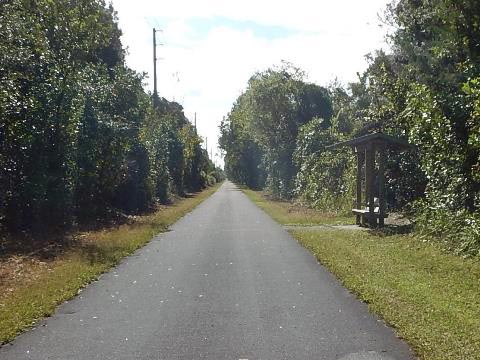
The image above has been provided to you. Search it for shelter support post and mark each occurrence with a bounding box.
[356,147,364,225]
[365,143,376,227]
[378,144,386,227]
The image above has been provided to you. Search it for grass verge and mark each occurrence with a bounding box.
[245,188,480,360]
[242,189,354,225]
[0,183,221,344]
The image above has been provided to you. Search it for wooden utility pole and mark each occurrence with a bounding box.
[153,28,157,107]
[152,28,162,108]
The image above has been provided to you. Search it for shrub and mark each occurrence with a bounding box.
[415,201,480,257]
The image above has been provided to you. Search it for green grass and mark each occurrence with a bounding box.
[244,189,480,360]
[294,230,480,360]
[242,188,355,225]
[0,183,221,344]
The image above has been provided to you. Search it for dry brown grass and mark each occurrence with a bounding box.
[0,184,221,344]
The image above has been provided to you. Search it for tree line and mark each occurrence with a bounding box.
[220,0,480,256]
[0,0,222,237]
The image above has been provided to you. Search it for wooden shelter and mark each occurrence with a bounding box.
[328,133,412,228]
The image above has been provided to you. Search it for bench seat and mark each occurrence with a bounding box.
[352,208,389,219]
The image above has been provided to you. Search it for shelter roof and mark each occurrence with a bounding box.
[327,132,413,151]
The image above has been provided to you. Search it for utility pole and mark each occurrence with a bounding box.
[194,112,197,134]
[205,137,208,153]
[152,28,162,108]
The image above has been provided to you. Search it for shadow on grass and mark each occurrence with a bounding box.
[0,233,73,261]
[0,194,191,261]
[0,186,221,262]
[369,223,415,237]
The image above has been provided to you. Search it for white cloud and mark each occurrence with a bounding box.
[111,0,392,167]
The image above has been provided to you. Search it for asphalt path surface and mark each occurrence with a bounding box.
[0,181,414,360]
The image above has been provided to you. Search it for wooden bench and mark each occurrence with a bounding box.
[352,208,388,227]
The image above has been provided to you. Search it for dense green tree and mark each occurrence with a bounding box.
[220,64,333,198]
[293,117,355,212]
[0,0,214,237]
[219,95,265,189]
[387,0,480,212]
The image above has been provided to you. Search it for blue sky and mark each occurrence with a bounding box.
[185,17,299,40]
[112,0,392,167]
